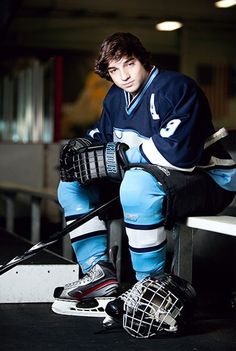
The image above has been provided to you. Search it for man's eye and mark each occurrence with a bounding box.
[109,69,116,74]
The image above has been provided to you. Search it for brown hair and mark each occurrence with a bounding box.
[94,32,152,81]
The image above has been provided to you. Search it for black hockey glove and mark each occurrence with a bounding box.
[60,139,129,185]
[60,138,92,181]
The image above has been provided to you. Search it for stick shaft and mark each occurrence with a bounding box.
[0,196,119,276]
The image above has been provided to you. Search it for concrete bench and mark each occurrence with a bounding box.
[173,215,236,283]
[109,214,236,284]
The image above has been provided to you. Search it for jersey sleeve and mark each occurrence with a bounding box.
[141,78,214,171]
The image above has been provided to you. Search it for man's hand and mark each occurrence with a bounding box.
[60,138,129,185]
[60,138,92,181]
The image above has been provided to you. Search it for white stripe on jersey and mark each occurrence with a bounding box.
[141,138,195,172]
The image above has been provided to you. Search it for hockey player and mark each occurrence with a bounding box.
[54,32,236,308]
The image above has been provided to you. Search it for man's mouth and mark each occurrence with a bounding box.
[123,81,134,88]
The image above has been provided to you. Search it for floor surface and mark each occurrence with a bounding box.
[0,302,235,351]
[0,228,235,351]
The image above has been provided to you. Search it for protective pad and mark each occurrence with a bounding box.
[65,142,129,185]
[128,164,235,230]
[60,138,92,182]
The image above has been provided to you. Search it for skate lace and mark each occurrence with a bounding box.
[65,266,97,288]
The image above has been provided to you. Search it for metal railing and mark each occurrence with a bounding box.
[0,181,58,241]
[0,182,74,260]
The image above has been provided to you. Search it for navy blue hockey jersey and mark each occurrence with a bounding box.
[86,67,236,187]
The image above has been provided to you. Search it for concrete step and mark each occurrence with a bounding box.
[0,228,79,303]
[0,264,78,303]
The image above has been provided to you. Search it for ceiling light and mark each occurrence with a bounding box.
[214,0,236,8]
[155,21,183,31]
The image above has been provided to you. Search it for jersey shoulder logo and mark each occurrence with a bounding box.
[150,93,160,120]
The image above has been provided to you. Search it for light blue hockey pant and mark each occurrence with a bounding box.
[57,168,167,280]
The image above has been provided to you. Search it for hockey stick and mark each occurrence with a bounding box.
[0,195,120,276]
[1,128,228,277]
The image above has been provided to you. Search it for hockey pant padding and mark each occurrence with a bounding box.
[57,180,101,217]
[120,169,167,280]
[57,181,108,273]
[120,169,166,226]
[136,165,236,230]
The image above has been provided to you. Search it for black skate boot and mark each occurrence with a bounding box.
[54,260,119,302]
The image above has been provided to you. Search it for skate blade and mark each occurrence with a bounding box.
[51,297,115,317]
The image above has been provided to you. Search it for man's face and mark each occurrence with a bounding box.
[107,57,149,96]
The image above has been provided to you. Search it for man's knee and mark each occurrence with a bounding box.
[57,180,98,217]
[120,169,166,214]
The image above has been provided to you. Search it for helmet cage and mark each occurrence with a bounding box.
[123,278,185,338]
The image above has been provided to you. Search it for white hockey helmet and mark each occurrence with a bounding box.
[122,273,196,338]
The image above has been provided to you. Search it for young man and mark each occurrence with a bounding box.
[55,32,236,303]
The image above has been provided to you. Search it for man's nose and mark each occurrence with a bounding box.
[120,69,130,81]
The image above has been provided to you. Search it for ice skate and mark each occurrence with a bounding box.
[52,260,119,317]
